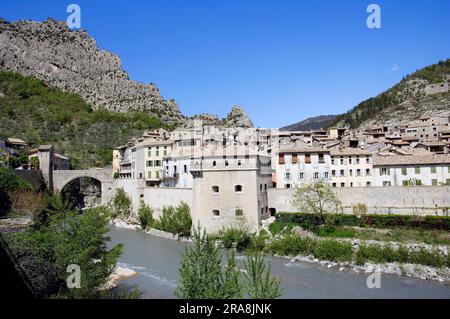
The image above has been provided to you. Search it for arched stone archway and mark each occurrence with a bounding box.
[60,176,102,210]
[53,169,114,205]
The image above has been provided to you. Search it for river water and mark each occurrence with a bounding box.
[108,226,450,299]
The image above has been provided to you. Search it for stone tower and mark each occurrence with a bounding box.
[38,145,54,192]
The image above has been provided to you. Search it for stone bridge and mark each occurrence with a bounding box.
[37,145,114,205]
[53,169,114,205]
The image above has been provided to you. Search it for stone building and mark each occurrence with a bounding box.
[190,145,272,233]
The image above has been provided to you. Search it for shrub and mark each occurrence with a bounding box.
[155,202,192,235]
[266,235,316,256]
[138,204,154,230]
[352,203,368,215]
[7,189,46,218]
[220,228,252,251]
[276,212,450,231]
[111,188,131,218]
[0,168,31,191]
[313,239,353,262]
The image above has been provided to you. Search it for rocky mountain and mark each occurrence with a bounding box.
[0,18,185,124]
[280,115,337,131]
[185,106,253,128]
[328,59,450,129]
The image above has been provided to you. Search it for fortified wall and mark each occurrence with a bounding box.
[268,186,450,216]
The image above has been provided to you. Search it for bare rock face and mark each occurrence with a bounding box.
[0,18,185,124]
[223,106,254,128]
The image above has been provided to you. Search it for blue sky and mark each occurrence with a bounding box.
[2,0,450,128]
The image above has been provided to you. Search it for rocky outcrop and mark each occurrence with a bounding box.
[0,18,185,124]
[223,106,253,128]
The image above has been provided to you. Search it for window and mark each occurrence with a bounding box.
[264,184,267,191]
[163,146,167,156]
[383,181,392,187]
[235,209,243,217]
[356,156,360,164]
[212,185,219,193]
[146,160,153,167]
[340,182,345,187]
[367,182,371,187]
[332,183,337,187]
[305,154,311,163]
[148,147,152,157]
[331,170,336,177]
[366,169,371,176]
[340,169,345,177]
[324,172,329,179]
[401,167,407,176]
[349,169,353,177]
[431,167,437,174]
[415,167,421,174]
[238,160,242,167]
[235,185,243,192]
[155,171,160,179]
[155,160,161,167]
[318,154,324,163]
[212,210,220,216]
[148,171,151,179]
[432,179,438,186]
[402,180,409,186]
[212,161,216,167]
[299,172,304,179]
[314,172,319,179]
[356,169,361,176]
[183,165,187,173]
[340,157,344,165]
[285,173,291,180]
[380,168,390,176]
[156,147,160,156]
[285,184,291,189]
[225,160,229,167]
[260,184,263,191]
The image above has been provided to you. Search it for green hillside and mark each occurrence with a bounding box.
[328,59,450,128]
[0,71,174,168]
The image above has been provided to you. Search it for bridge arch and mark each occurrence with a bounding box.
[53,169,114,205]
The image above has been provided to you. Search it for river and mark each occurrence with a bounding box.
[108,226,450,299]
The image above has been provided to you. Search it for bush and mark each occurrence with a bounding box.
[111,188,131,218]
[154,202,192,235]
[220,228,252,251]
[352,203,368,215]
[276,212,450,231]
[0,168,31,191]
[313,239,353,262]
[266,235,316,256]
[138,204,154,230]
[356,244,447,267]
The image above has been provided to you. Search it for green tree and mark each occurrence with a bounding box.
[243,254,283,299]
[175,225,241,299]
[111,188,131,218]
[138,204,154,230]
[291,181,342,223]
[49,208,123,298]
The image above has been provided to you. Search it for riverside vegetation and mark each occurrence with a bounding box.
[0,169,134,298]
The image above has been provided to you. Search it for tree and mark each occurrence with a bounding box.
[291,181,342,222]
[138,204,154,230]
[175,224,241,299]
[50,208,123,298]
[243,254,283,299]
[111,188,131,218]
[175,224,283,299]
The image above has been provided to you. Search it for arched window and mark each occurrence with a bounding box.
[235,185,243,192]
[212,185,219,193]
[212,210,220,216]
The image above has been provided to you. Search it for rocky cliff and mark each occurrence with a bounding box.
[0,18,185,124]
